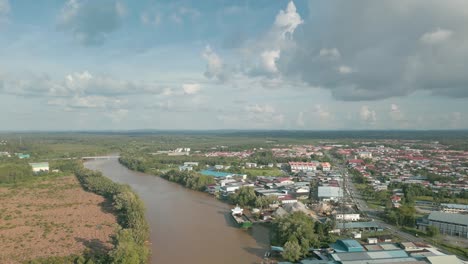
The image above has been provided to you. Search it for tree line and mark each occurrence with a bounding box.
[70,161,150,263]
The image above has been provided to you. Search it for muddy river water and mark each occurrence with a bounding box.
[85,158,269,264]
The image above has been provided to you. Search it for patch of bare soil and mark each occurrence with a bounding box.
[0,176,117,263]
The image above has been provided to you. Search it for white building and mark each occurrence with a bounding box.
[289,161,319,172]
[335,213,361,222]
[358,151,372,158]
[184,162,199,167]
[318,186,343,201]
[29,162,49,173]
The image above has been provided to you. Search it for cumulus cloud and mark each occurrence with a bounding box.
[277,1,468,100]
[182,83,201,95]
[170,6,200,24]
[261,50,281,73]
[202,45,228,82]
[319,48,341,60]
[48,95,126,109]
[314,104,331,120]
[0,0,9,14]
[0,0,10,25]
[420,28,453,44]
[245,104,275,114]
[58,0,126,45]
[297,111,305,127]
[389,103,405,122]
[273,1,304,40]
[141,12,161,26]
[337,65,353,74]
[0,70,162,97]
[360,105,376,123]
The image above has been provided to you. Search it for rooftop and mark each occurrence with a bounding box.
[428,211,468,226]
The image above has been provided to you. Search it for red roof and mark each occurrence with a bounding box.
[347,159,364,164]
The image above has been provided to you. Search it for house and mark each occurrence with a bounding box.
[214,164,224,170]
[321,162,331,171]
[29,162,49,173]
[275,177,294,186]
[359,151,373,158]
[439,203,468,214]
[184,162,199,167]
[367,237,378,244]
[347,159,364,167]
[289,161,319,172]
[179,165,193,171]
[245,162,257,168]
[15,153,30,159]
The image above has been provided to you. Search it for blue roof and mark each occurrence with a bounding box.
[200,170,233,177]
[331,239,364,253]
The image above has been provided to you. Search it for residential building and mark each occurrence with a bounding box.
[29,162,49,173]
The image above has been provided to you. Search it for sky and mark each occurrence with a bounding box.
[1,0,467,131]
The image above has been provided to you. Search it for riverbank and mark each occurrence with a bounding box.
[85,158,270,264]
[0,175,117,263]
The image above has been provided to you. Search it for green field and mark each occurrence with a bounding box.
[242,168,285,177]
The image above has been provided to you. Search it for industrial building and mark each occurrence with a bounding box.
[418,211,468,238]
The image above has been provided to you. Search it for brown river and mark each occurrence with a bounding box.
[85,158,270,264]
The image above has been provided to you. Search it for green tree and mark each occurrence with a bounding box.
[427,226,440,237]
[230,187,257,207]
[272,212,317,257]
[282,239,302,262]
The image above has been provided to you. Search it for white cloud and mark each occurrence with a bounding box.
[1,70,163,97]
[261,50,281,73]
[170,6,200,24]
[245,104,275,114]
[48,95,126,109]
[314,104,331,120]
[389,103,404,121]
[337,65,353,74]
[0,0,10,16]
[57,0,126,45]
[107,109,129,123]
[273,1,304,40]
[182,83,201,95]
[420,28,453,44]
[319,48,341,60]
[297,111,305,127]
[141,12,161,26]
[360,105,377,123]
[202,45,227,81]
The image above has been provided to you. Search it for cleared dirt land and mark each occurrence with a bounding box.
[0,176,117,263]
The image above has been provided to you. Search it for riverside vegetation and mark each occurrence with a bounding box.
[0,159,150,264]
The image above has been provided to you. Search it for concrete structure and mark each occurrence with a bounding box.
[178,165,193,171]
[336,213,360,222]
[289,161,319,172]
[29,162,49,173]
[318,186,343,201]
[439,203,468,214]
[418,211,468,238]
[183,162,199,167]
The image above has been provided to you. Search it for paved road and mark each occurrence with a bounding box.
[325,152,423,244]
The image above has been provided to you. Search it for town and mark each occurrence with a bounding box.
[117,138,468,264]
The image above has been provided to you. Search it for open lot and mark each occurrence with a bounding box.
[0,176,117,263]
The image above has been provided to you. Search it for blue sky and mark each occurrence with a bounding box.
[0,0,467,130]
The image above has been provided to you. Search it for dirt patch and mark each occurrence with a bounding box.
[0,176,118,263]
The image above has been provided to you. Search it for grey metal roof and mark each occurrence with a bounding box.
[318,186,343,198]
[428,211,468,226]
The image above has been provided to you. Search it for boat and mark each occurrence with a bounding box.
[231,205,253,229]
